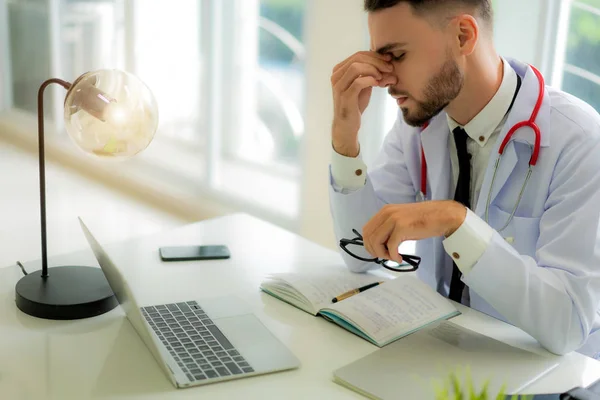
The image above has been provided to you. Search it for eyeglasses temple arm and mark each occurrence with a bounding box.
[400,254,421,268]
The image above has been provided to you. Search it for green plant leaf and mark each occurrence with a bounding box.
[477,380,490,400]
[450,372,463,400]
[434,380,451,400]
[433,366,539,400]
[495,384,506,400]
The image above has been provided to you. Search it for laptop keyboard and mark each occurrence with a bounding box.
[142,301,255,382]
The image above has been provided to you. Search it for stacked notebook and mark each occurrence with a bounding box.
[261,270,560,399]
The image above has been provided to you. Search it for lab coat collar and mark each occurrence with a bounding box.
[446,57,519,148]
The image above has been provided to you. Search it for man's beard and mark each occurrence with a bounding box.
[390,55,464,127]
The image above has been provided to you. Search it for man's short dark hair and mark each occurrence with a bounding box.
[364,0,493,26]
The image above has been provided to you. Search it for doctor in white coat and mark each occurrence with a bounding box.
[329,0,600,356]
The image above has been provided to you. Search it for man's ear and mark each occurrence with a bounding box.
[454,14,479,56]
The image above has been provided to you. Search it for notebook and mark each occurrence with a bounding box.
[260,272,460,347]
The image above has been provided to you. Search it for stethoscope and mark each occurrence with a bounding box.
[417,65,545,233]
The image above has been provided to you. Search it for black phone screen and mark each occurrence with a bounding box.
[159,245,231,261]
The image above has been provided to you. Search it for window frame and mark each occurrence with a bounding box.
[0,0,371,250]
[1,0,12,111]
[0,0,307,221]
[552,0,600,95]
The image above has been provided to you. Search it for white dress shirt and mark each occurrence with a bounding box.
[331,57,519,275]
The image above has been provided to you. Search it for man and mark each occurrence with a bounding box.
[329,0,600,357]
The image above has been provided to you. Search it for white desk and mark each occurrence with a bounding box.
[1,213,600,399]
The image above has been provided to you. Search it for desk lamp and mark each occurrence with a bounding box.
[15,69,158,320]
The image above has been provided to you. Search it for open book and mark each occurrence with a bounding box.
[260,271,460,347]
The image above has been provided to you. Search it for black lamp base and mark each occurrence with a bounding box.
[15,266,118,320]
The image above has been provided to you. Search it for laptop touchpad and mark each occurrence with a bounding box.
[196,296,253,319]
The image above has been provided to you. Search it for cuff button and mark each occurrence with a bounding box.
[355,169,363,176]
[452,252,460,259]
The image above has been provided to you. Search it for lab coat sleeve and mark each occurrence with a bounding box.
[330,147,368,189]
[443,208,494,274]
[462,134,600,355]
[329,117,417,273]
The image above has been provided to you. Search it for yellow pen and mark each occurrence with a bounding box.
[331,281,384,303]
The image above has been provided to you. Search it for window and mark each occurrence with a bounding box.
[1,0,306,221]
[552,0,600,112]
[235,0,305,167]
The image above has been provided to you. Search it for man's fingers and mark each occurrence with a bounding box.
[333,75,376,123]
[363,205,405,260]
[333,62,382,92]
[343,76,378,101]
[365,218,395,260]
[365,236,390,260]
[332,55,393,87]
[377,74,398,88]
[363,205,393,242]
[362,211,382,255]
[333,51,392,74]
[333,56,393,82]
[386,230,405,264]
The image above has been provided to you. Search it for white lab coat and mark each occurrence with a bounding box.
[329,59,600,356]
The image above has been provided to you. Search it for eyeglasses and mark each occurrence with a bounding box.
[339,229,421,272]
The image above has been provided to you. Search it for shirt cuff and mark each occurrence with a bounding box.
[442,208,494,274]
[330,145,368,190]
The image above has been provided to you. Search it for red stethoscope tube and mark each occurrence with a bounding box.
[418,65,544,200]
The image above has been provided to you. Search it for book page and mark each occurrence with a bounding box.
[262,271,387,312]
[323,276,458,345]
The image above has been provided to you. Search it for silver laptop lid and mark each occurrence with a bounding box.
[78,218,175,378]
[333,321,559,399]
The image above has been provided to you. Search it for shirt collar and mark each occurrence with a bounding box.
[447,57,518,147]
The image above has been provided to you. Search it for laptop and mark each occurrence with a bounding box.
[333,320,559,399]
[78,217,300,389]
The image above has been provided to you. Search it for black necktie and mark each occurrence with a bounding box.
[449,126,471,303]
[446,73,522,303]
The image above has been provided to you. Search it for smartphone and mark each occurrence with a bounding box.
[159,245,231,261]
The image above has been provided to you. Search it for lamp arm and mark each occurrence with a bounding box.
[37,78,72,278]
